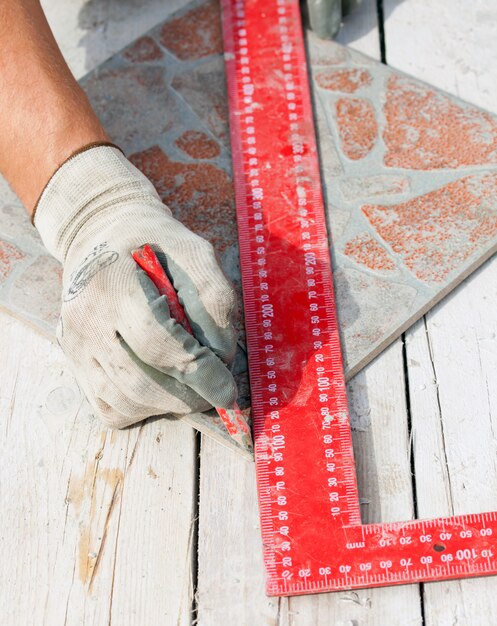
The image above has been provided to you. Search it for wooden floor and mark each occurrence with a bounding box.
[2,0,497,623]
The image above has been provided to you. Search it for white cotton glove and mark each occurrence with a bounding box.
[33,144,238,429]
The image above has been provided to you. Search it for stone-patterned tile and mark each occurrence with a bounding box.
[0,240,25,285]
[159,0,222,60]
[315,68,372,93]
[325,205,350,243]
[129,145,236,255]
[334,267,417,372]
[339,174,410,201]
[343,233,396,273]
[314,95,344,185]
[335,97,378,160]
[82,65,177,153]
[123,35,164,63]
[306,30,349,66]
[9,255,62,327]
[362,173,497,284]
[0,203,40,241]
[175,130,220,159]
[171,57,229,147]
[308,28,497,375]
[384,75,497,169]
[3,0,497,383]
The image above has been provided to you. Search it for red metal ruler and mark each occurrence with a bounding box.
[221,0,497,597]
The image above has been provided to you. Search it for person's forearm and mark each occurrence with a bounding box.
[0,0,109,212]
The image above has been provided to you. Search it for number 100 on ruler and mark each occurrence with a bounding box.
[222,0,497,597]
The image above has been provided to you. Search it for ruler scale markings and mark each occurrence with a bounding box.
[222,0,497,597]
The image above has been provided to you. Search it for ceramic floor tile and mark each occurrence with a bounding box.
[0,240,25,285]
[2,0,497,383]
[309,32,497,375]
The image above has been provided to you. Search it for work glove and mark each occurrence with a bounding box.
[33,143,238,429]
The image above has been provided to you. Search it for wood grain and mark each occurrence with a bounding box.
[0,310,196,625]
[385,1,497,623]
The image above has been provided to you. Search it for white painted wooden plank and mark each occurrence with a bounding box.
[385,1,497,623]
[107,421,197,626]
[197,5,422,622]
[405,263,497,626]
[0,310,196,625]
[407,289,497,519]
[349,342,414,526]
[196,440,279,625]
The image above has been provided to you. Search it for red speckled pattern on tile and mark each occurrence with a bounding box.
[84,66,175,152]
[0,240,24,283]
[176,130,220,159]
[363,173,497,283]
[315,68,372,93]
[129,145,236,254]
[123,35,164,63]
[336,97,378,160]
[344,233,396,272]
[384,75,497,169]
[159,0,222,60]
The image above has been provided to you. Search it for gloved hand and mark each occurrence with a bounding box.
[33,143,238,429]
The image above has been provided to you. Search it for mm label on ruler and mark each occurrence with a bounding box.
[222,0,497,598]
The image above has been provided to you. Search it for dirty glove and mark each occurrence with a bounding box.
[33,143,238,429]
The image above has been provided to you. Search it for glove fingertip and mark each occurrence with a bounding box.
[209,370,238,409]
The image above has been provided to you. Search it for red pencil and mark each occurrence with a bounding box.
[132,244,253,455]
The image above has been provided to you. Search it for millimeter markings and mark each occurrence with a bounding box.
[221,0,497,597]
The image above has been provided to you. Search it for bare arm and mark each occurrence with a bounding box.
[0,0,109,211]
